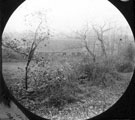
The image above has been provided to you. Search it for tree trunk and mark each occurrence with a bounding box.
[24,44,36,90]
[85,45,96,63]
[24,58,31,90]
[101,41,107,58]
[25,66,28,90]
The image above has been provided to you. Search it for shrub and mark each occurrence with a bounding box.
[76,57,121,87]
[27,61,85,110]
[123,43,135,63]
[37,76,85,110]
[116,61,134,73]
[19,55,123,111]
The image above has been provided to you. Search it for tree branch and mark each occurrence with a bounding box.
[2,43,28,57]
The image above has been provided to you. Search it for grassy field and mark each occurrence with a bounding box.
[2,56,133,120]
[2,62,26,86]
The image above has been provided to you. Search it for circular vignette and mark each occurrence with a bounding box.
[1,0,135,120]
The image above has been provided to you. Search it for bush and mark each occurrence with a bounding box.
[19,56,123,110]
[76,57,121,87]
[27,61,85,110]
[116,61,134,73]
[36,76,84,110]
[123,43,135,63]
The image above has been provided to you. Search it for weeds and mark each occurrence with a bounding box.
[3,53,133,119]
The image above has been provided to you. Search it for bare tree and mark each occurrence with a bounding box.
[62,23,96,62]
[92,23,112,58]
[24,11,51,90]
[2,36,29,58]
[2,11,51,90]
[74,24,96,62]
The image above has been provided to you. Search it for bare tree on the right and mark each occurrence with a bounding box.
[92,23,112,58]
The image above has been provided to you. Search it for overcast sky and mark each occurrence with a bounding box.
[3,0,133,36]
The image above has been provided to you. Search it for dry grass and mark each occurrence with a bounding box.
[2,54,133,120]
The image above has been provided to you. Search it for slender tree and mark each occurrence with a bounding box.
[24,11,51,90]
[92,23,112,58]
[2,10,51,90]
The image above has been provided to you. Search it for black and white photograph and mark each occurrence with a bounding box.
[0,0,135,120]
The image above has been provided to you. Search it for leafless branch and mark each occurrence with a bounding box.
[92,23,112,58]
[2,43,28,57]
[34,20,43,42]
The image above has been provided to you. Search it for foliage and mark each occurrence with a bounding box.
[15,59,84,110]
[2,10,51,90]
[116,43,135,73]
[123,43,135,63]
[4,52,132,119]
[2,47,26,62]
[116,61,134,73]
[74,57,120,87]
